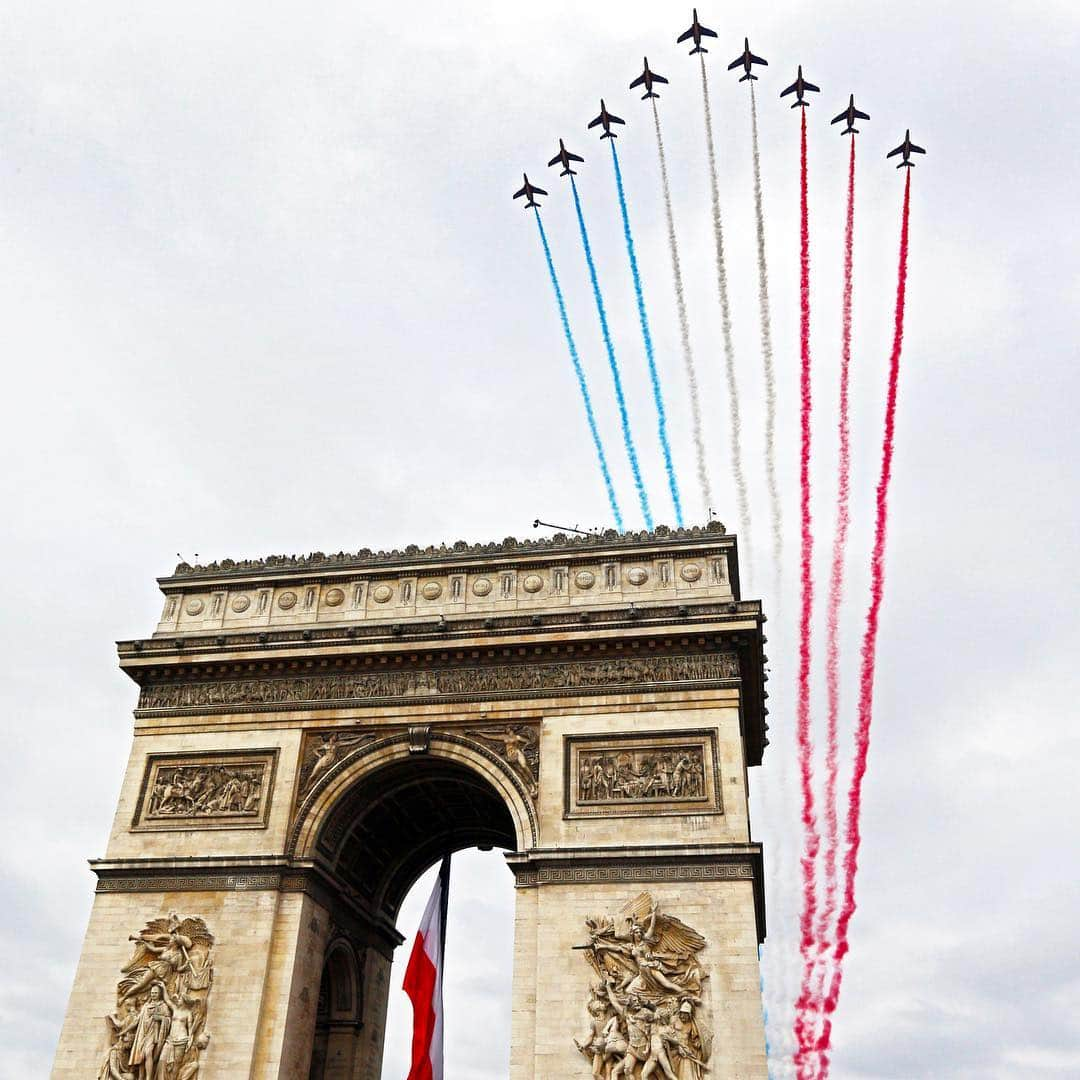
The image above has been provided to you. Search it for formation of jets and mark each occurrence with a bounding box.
[514,10,925,206]
[887,130,927,168]
[831,94,871,136]
[677,9,717,55]
[728,37,768,82]
[587,99,625,140]
[513,173,547,209]
[548,139,584,177]
[781,66,820,108]
[630,57,669,100]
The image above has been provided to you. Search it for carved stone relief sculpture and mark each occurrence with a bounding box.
[574,893,711,1079]
[98,913,215,1080]
[297,732,376,797]
[565,732,721,819]
[466,724,540,797]
[134,752,277,831]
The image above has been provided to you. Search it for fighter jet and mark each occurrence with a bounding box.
[547,139,585,177]
[512,174,547,209]
[587,99,625,140]
[677,9,718,54]
[887,130,926,168]
[831,95,870,135]
[629,57,669,100]
[728,38,768,81]
[780,66,820,108]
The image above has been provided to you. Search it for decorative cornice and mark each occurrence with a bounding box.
[165,522,729,581]
[506,845,766,941]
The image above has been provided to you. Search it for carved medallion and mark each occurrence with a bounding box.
[421,581,442,600]
[627,567,648,585]
[185,598,204,616]
[575,570,596,590]
[680,564,702,582]
[277,591,297,610]
[98,913,215,1079]
[231,594,251,613]
[522,574,544,594]
[472,577,493,596]
[574,893,711,1077]
[134,750,278,831]
[323,587,345,607]
[372,584,393,603]
[564,730,721,819]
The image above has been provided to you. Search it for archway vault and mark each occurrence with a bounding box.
[290,731,534,917]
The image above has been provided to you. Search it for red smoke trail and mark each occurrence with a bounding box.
[803,134,857,1057]
[792,105,820,1077]
[812,168,913,1080]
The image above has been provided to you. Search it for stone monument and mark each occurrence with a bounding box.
[52,523,770,1078]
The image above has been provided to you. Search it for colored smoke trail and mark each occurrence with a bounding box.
[750,81,784,592]
[812,168,913,1080]
[700,53,752,578]
[569,176,653,529]
[792,104,820,1078]
[609,140,684,527]
[533,208,624,532]
[804,134,857,1053]
[650,96,713,514]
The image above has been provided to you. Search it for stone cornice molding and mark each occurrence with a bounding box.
[506,844,766,941]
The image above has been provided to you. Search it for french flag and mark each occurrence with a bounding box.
[403,854,451,1080]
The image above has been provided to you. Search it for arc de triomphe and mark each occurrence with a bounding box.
[53,523,770,1078]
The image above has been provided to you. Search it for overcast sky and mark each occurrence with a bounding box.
[2,2,1078,1077]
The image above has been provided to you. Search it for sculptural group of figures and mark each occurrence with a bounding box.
[575,894,711,1079]
[98,914,214,1080]
[578,750,705,804]
[148,764,263,818]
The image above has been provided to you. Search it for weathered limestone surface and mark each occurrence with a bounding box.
[53,526,769,1079]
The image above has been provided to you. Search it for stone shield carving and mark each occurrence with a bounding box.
[98,913,215,1080]
[574,893,711,1078]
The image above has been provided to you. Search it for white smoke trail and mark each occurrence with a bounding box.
[699,54,752,584]
[750,82,784,594]
[650,97,713,514]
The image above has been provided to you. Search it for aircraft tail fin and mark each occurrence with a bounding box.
[739,72,757,82]
[643,91,660,99]
[690,45,707,55]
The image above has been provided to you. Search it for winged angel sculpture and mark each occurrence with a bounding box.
[98,913,214,1080]
[574,893,712,1079]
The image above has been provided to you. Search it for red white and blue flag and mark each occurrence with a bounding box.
[403,854,451,1080]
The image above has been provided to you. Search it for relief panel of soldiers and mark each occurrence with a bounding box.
[577,747,706,804]
[147,763,263,819]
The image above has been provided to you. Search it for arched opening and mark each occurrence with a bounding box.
[295,741,524,1078]
[315,754,519,918]
[308,940,361,1080]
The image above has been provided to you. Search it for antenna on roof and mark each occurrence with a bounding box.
[532,519,599,537]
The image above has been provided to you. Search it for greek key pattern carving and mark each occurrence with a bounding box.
[96,873,282,893]
[136,653,739,714]
[513,863,753,887]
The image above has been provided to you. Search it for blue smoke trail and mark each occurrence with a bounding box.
[533,208,624,531]
[568,175,653,529]
[760,943,775,1079]
[609,141,684,528]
